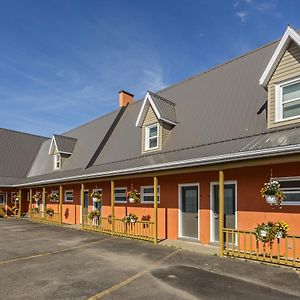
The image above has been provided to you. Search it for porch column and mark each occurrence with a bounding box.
[219,170,225,257]
[81,183,84,227]
[59,186,63,226]
[42,187,46,219]
[29,189,32,218]
[111,181,115,235]
[18,189,22,218]
[154,176,158,245]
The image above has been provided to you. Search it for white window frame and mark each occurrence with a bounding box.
[54,153,61,170]
[114,187,127,203]
[275,77,300,122]
[64,190,74,202]
[141,185,160,204]
[273,176,300,205]
[145,123,159,151]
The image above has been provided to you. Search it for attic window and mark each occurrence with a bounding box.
[275,78,300,122]
[145,124,159,150]
[54,154,61,170]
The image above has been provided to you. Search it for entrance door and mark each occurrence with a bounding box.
[83,191,89,216]
[212,183,236,242]
[179,185,199,239]
[0,194,6,205]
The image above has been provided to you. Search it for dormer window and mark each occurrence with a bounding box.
[276,78,300,122]
[145,124,159,150]
[54,154,61,170]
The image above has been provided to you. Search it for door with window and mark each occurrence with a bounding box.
[83,191,89,217]
[0,193,6,207]
[179,185,199,239]
[212,183,236,242]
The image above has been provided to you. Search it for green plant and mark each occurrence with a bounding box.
[31,207,39,214]
[124,213,138,223]
[90,191,102,201]
[126,190,140,203]
[48,192,58,201]
[260,181,285,206]
[33,193,41,201]
[275,221,289,238]
[88,210,101,220]
[46,208,55,216]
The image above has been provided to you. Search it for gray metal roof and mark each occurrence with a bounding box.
[53,134,77,154]
[26,109,121,178]
[148,91,177,124]
[0,128,47,181]
[3,32,300,187]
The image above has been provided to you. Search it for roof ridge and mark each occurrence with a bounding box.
[53,134,77,141]
[156,33,284,95]
[0,127,48,139]
[148,91,176,106]
[90,125,300,169]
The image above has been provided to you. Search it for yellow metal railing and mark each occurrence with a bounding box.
[29,211,61,226]
[223,228,300,268]
[82,216,155,242]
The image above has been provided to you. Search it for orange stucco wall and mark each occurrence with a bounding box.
[15,161,300,245]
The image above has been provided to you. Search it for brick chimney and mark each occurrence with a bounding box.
[119,90,134,107]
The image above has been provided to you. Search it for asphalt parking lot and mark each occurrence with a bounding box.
[1,219,300,300]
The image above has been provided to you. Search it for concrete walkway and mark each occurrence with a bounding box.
[159,239,218,255]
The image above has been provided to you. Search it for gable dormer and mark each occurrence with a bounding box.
[49,134,77,170]
[260,26,300,129]
[136,91,177,154]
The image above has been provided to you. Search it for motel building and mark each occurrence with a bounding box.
[1,26,300,267]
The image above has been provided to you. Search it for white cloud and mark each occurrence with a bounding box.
[235,11,248,22]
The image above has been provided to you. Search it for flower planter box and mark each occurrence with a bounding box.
[92,197,100,202]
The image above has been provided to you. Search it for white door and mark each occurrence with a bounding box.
[179,185,199,239]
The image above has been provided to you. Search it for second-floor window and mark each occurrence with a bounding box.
[276,78,300,122]
[54,154,61,170]
[145,124,159,151]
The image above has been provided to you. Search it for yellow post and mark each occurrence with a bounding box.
[59,186,63,226]
[18,189,22,218]
[219,170,225,257]
[42,187,46,220]
[111,181,115,235]
[81,183,84,228]
[29,189,32,218]
[154,176,158,245]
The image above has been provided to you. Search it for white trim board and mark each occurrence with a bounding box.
[259,26,300,87]
[178,183,200,240]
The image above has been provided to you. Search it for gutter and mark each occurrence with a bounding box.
[13,144,300,187]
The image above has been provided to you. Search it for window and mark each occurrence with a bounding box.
[114,187,127,203]
[141,186,160,204]
[275,178,300,205]
[64,190,73,202]
[145,124,159,150]
[276,78,300,122]
[54,154,61,170]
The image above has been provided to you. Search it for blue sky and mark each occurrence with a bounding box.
[1,0,300,136]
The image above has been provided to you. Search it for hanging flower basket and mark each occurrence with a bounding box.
[265,195,277,205]
[88,209,101,220]
[126,190,140,203]
[123,213,138,223]
[46,208,55,217]
[90,191,102,202]
[33,193,42,202]
[48,192,59,202]
[260,181,285,207]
